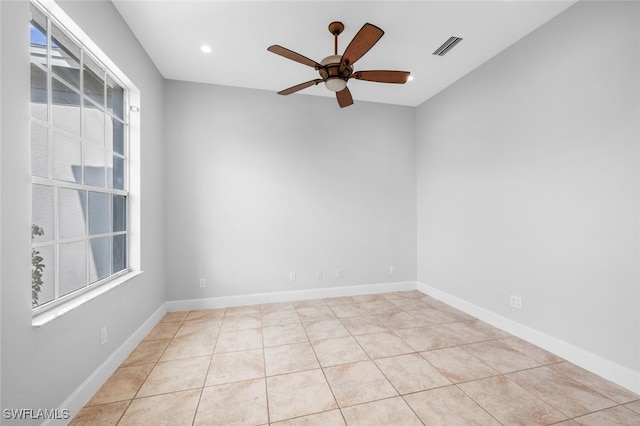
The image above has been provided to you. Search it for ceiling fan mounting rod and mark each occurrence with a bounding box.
[328,21,344,55]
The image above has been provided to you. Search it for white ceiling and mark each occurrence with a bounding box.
[113,0,576,107]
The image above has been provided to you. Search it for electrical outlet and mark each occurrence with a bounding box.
[199,278,206,288]
[289,272,296,282]
[100,326,107,346]
[390,264,396,274]
[337,268,345,278]
[510,294,523,310]
[316,270,323,279]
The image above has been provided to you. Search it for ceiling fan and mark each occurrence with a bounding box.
[268,21,410,108]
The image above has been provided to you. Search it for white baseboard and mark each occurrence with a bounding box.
[50,304,167,426]
[416,281,640,395]
[166,281,418,312]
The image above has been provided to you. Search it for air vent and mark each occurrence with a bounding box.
[433,36,463,56]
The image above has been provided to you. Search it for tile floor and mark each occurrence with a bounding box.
[71,290,640,425]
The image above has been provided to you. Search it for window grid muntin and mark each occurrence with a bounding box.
[31,2,130,314]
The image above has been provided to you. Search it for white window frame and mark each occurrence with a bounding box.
[31,0,141,326]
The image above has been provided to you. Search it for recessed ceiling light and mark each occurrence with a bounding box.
[200,44,212,53]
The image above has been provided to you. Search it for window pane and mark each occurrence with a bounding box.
[51,23,80,89]
[107,76,124,120]
[30,6,48,68]
[89,237,110,283]
[30,64,48,122]
[32,185,54,243]
[52,77,80,135]
[83,56,104,107]
[52,131,81,182]
[112,195,126,232]
[31,121,49,177]
[32,244,55,307]
[109,156,125,190]
[89,192,109,235]
[84,104,105,146]
[58,188,86,239]
[85,146,105,187]
[112,234,126,273]
[112,119,124,155]
[59,241,87,296]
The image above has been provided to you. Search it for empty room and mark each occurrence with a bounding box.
[1,0,639,424]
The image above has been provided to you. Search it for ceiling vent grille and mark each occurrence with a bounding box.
[433,36,463,56]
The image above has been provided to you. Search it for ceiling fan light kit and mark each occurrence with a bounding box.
[267,21,410,108]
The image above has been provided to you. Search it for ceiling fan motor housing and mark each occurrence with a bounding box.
[319,55,352,92]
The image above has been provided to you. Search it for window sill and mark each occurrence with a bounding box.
[32,270,143,327]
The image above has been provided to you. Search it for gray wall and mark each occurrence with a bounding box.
[416,1,639,372]
[0,0,166,422]
[164,81,417,301]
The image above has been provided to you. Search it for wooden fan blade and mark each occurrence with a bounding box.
[336,86,353,108]
[278,79,323,96]
[267,45,322,69]
[352,70,411,84]
[341,23,384,68]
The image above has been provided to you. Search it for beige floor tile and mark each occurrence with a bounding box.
[225,304,261,316]
[271,409,345,425]
[324,296,359,306]
[206,348,264,386]
[341,397,423,425]
[463,340,542,373]
[329,303,370,318]
[118,388,200,426]
[507,366,617,418]
[626,399,640,414]
[354,331,414,359]
[185,308,225,321]
[548,361,639,404]
[404,385,501,426]
[376,311,423,329]
[340,315,388,335]
[389,298,433,312]
[159,311,189,323]
[175,317,223,336]
[143,321,181,341]
[428,321,491,345]
[195,378,268,425]
[466,320,511,339]
[405,308,457,325]
[214,327,263,353]
[69,400,129,426]
[261,309,301,326]
[87,364,154,405]
[574,405,640,425]
[552,421,581,426]
[137,356,209,397]
[296,306,337,322]
[261,301,296,313]
[420,346,499,383]
[324,361,397,407]
[359,299,400,314]
[459,375,568,425]
[303,319,350,341]
[263,322,308,347]
[293,299,328,308]
[159,332,216,361]
[499,336,564,365]
[120,339,170,367]
[374,353,451,394]
[311,336,369,367]
[220,312,261,331]
[393,326,453,352]
[264,342,319,376]
[266,369,337,422]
